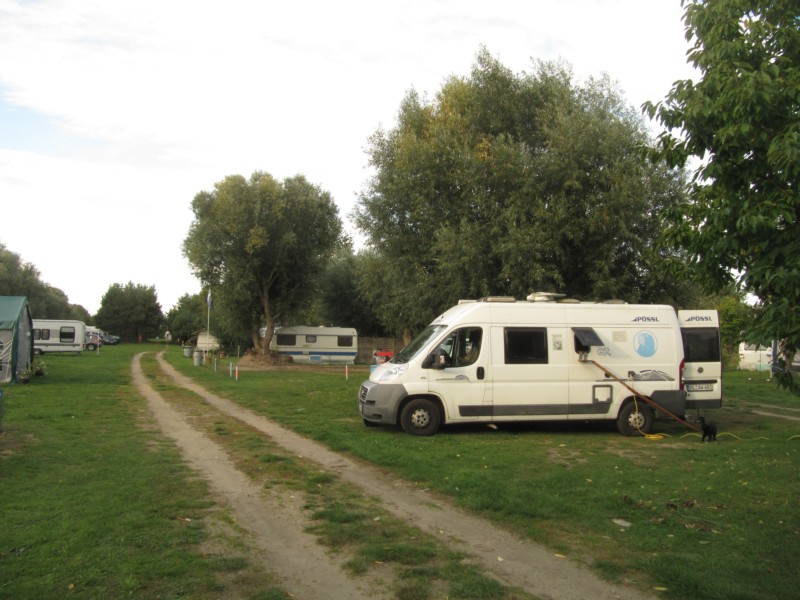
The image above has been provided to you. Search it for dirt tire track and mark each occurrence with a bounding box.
[151,352,653,600]
[133,353,390,600]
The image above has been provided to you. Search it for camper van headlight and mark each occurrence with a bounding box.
[378,364,408,382]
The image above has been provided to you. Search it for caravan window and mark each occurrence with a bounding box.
[276,334,296,346]
[305,335,317,343]
[60,327,76,343]
[572,327,604,353]
[34,329,50,341]
[504,328,548,364]
[681,327,721,362]
[337,336,354,347]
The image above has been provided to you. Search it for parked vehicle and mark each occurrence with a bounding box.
[678,310,723,409]
[100,333,121,345]
[738,342,773,371]
[33,319,87,354]
[84,331,101,351]
[269,326,358,365]
[86,326,120,346]
[358,294,722,436]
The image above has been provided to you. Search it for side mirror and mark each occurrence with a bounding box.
[423,349,448,370]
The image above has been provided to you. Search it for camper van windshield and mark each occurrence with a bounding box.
[394,325,447,364]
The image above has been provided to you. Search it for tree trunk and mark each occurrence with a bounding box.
[257,288,274,355]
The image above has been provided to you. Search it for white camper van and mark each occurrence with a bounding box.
[269,326,357,365]
[679,311,723,408]
[359,295,722,436]
[32,319,87,354]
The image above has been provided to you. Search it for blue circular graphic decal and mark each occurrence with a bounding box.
[634,331,657,357]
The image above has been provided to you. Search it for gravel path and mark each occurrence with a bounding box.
[135,351,654,600]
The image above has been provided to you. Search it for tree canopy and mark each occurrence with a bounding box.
[95,282,164,341]
[165,293,206,345]
[644,0,799,387]
[182,172,342,353]
[355,50,695,337]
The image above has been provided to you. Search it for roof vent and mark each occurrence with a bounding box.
[527,292,565,303]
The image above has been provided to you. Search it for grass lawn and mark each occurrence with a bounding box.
[166,352,800,600]
[2,345,798,600]
[0,345,290,599]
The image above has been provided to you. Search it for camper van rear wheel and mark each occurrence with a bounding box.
[400,398,441,436]
[617,401,654,436]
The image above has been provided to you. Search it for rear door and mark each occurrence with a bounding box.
[678,310,722,409]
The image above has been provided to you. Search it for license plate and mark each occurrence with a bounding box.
[688,384,713,392]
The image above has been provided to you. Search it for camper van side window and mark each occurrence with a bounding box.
[504,328,548,364]
[681,328,721,362]
[276,334,296,346]
[337,336,353,347]
[572,327,603,353]
[60,327,76,343]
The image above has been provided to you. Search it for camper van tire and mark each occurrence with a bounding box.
[617,400,654,436]
[400,398,442,436]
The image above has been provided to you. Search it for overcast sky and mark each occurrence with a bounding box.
[0,0,695,315]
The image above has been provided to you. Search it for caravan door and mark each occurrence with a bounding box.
[678,310,722,409]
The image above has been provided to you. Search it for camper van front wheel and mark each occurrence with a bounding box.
[617,402,654,436]
[400,398,441,436]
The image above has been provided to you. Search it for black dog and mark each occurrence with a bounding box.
[699,416,717,442]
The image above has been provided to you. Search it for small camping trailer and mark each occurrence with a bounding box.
[269,326,358,364]
[32,319,86,354]
[0,296,34,383]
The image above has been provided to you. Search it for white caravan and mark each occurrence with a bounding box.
[270,326,358,365]
[738,342,773,372]
[33,319,87,354]
[359,295,722,436]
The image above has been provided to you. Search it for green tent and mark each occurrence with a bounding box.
[0,296,34,383]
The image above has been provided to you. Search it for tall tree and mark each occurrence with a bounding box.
[319,248,385,336]
[355,50,693,337]
[645,0,799,389]
[165,293,205,345]
[95,282,164,342]
[183,172,342,354]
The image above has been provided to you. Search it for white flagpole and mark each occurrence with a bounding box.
[206,290,211,354]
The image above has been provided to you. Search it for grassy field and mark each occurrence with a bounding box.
[2,345,799,599]
[0,346,292,599]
